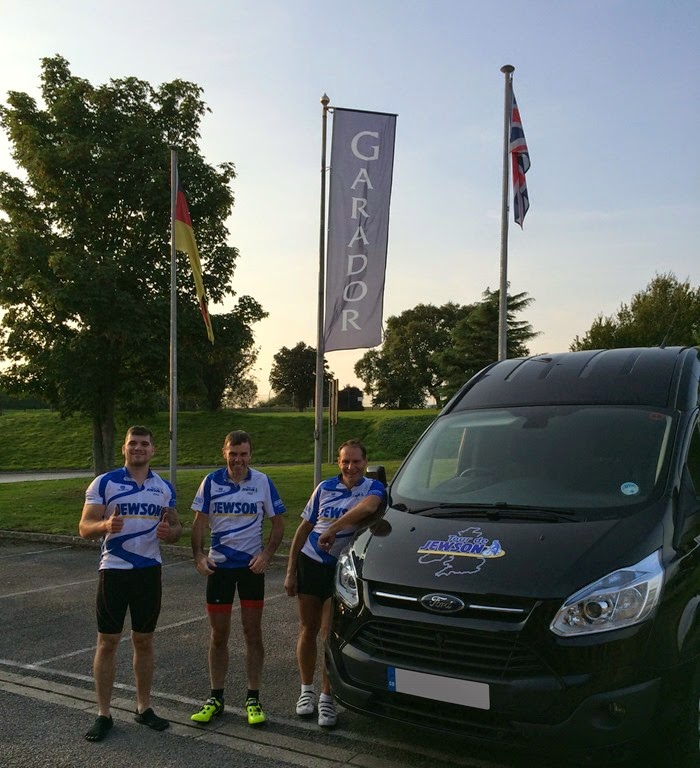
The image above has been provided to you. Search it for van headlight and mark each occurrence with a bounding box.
[550,551,663,637]
[335,551,360,609]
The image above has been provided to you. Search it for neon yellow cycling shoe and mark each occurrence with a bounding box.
[245,697,266,726]
[190,696,224,723]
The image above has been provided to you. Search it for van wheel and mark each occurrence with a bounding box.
[663,663,700,768]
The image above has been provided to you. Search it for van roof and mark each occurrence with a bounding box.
[449,346,700,411]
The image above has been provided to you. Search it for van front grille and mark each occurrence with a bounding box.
[370,584,535,622]
[352,619,547,679]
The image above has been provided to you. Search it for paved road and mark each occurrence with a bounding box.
[0,470,94,483]
[0,467,214,483]
[0,537,532,768]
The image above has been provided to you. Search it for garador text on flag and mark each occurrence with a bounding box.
[324,108,397,352]
[174,184,214,343]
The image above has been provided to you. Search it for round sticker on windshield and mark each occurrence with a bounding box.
[620,482,639,496]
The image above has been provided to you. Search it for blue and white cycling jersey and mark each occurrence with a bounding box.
[85,467,176,571]
[191,467,286,568]
[300,475,385,565]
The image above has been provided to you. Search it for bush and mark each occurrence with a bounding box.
[0,409,439,470]
[372,415,436,457]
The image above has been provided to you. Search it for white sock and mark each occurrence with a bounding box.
[301,684,315,694]
[319,692,333,703]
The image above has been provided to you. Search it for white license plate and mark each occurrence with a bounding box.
[387,666,490,710]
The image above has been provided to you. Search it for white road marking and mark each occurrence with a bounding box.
[0,545,73,558]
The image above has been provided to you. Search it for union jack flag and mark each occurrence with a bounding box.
[509,91,530,228]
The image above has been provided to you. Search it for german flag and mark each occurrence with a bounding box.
[174,185,214,343]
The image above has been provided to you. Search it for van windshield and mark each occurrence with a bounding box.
[391,406,673,513]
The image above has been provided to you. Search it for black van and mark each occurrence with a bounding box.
[326,347,700,766]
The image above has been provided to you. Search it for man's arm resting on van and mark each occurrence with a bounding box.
[284,519,314,596]
[79,503,123,539]
[318,494,383,551]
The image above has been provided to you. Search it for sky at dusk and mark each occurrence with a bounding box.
[1,0,698,398]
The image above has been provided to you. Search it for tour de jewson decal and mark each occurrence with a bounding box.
[417,527,505,578]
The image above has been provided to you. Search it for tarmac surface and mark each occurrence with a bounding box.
[0,470,94,483]
[0,468,209,483]
[0,534,533,768]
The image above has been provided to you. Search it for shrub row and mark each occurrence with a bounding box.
[0,409,439,471]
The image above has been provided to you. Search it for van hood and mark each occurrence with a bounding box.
[357,506,665,599]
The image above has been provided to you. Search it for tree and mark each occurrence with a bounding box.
[221,377,259,409]
[0,56,261,472]
[269,342,332,412]
[439,287,539,397]
[571,273,700,351]
[258,390,293,408]
[355,293,538,408]
[178,296,267,411]
[338,385,364,411]
[355,348,426,409]
[355,303,470,408]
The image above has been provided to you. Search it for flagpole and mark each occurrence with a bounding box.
[498,65,514,361]
[169,148,178,491]
[314,93,330,488]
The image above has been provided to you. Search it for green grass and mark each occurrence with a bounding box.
[0,460,404,547]
[0,408,424,542]
[0,409,437,470]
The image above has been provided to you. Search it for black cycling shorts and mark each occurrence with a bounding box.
[206,566,265,612]
[96,565,162,635]
[296,552,337,602]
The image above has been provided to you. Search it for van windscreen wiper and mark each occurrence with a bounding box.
[409,502,576,521]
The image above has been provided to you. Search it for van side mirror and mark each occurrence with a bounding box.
[365,464,387,525]
[366,464,387,486]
